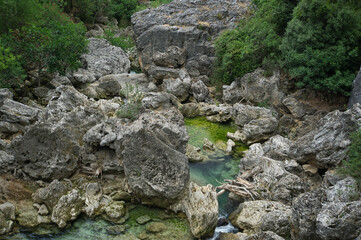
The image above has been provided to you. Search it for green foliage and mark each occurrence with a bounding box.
[338,129,361,188]
[103,28,135,51]
[280,0,361,95]
[107,0,138,24]
[0,0,42,34]
[0,45,25,88]
[135,0,173,12]
[116,84,144,121]
[213,0,298,85]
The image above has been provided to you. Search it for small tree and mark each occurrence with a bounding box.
[0,45,25,88]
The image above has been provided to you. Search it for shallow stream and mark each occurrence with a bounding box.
[7,117,245,240]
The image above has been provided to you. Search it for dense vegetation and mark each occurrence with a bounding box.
[0,0,172,88]
[214,0,361,96]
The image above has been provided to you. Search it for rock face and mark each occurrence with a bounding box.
[291,103,361,168]
[171,182,218,238]
[122,127,189,207]
[230,200,291,238]
[132,0,250,99]
[223,69,284,106]
[72,38,130,85]
[348,67,361,108]
[33,180,69,211]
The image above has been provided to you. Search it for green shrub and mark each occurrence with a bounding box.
[213,0,298,85]
[103,28,135,51]
[0,44,25,88]
[338,129,361,188]
[107,0,138,25]
[280,0,361,95]
[116,84,144,121]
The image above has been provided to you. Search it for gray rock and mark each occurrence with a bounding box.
[132,0,249,81]
[203,138,215,151]
[73,38,130,82]
[325,177,359,202]
[16,201,39,228]
[84,183,102,217]
[291,104,361,168]
[162,77,191,102]
[50,75,72,88]
[106,224,127,235]
[282,96,316,119]
[0,89,13,106]
[262,135,292,161]
[291,189,325,240]
[141,92,179,110]
[231,104,278,144]
[33,180,69,211]
[186,144,208,162]
[146,222,167,233]
[180,103,200,118]
[51,189,84,228]
[0,99,42,126]
[220,231,285,240]
[38,204,49,216]
[190,79,209,102]
[348,67,361,108]
[230,200,291,237]
[103,200,126,220]
[170,182,218,238]
[0,151,15,174]
[122,127,189,207]
[136,215,151,225]
[0,202,15,235]
[316,201,361,240]
[223,69,284,106]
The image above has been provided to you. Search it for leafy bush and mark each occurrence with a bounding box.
[280,0,361,95]
[213,0,298,85]
[338,129,361,188]
[116,84,144,121]
[0,45,25,88]
[103,28,135,51]
[107,0,138,24]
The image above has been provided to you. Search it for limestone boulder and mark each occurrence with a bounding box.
[229,200,291,237]
[83,182,102,217]
[348,66,361,108]
[51,189,84,228]
[0,202,15,235]
[32,180,70,211]
[170,182,218,238]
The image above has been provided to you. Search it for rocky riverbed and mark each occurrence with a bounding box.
[1,0,361,239]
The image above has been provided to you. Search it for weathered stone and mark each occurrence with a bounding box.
[106,225,127,235]
[141,92,179,110]
[226,139,235,153]
[16,201,39,228]
[291,104,361,168]
[136,215,151,225]
[162,77,191,102]
[291,189,325,240]
[84,183,102,217]
[261,135,291,161]
[230,200,291,237]
[223,69,284,106]
[51,189,84,228]
[0,151,15,174]
[180,103,200,118]
[203,138,215,151]
[316,201,361,240]
[0,99,42,126]
[38,204,49,216]
[325,177,358,203]
[0,89,13,106]
[231,104,278,144]
[0,202,15,235]
[122,127,189,207]
[190,79,209,102]
[146,222,167,233]
[186,144,208,162]
[72,38,130,83]
[282,96,316,119]
[103,201,126,220]
[110,191,132,202]
[33,180,69,211]
[170,182,218,238]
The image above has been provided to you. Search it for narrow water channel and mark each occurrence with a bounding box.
[185,117,247,239]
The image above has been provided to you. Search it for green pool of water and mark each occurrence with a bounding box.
[185,116,247,215]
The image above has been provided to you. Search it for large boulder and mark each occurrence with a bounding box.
[170,182,218,238]
[132,0,249,81]
[348,67,361,108]
[223,69,284,106]
[229,200,291,237]
[231,104,278,144]
[0,151,15,174]
[51,189,84,228]
[72,38,130,84]
[122,127,189,207]
[32,180,70,211]
[290,103,361,168]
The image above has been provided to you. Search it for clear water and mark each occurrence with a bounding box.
[185,116,247,239]
[5,116,245,240]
